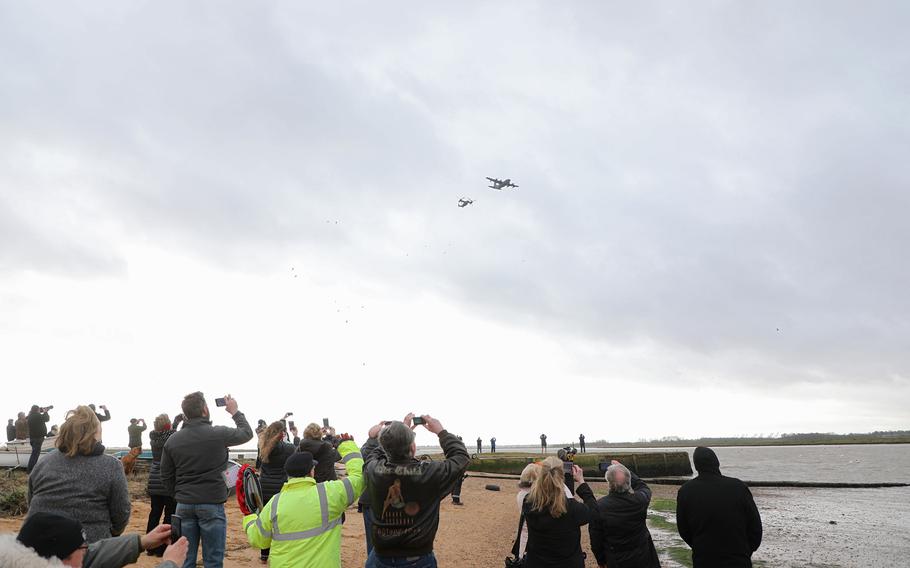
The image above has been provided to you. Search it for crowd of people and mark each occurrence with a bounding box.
[2,394,763,568]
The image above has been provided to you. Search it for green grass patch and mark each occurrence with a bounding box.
[649,498,676,512]
[647,513,677,532]
[664,545,693,568]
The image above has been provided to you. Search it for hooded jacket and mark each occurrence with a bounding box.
[362,431,469,557]
[0,533,178,568]
[676,447,762,568]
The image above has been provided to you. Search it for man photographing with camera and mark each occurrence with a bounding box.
[26,404,52,472]
[160,392,253,568]
[361,413,469,568]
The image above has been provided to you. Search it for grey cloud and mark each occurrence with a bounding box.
[1,2,909,397]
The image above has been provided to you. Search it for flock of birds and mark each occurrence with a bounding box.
[457,176,519,208]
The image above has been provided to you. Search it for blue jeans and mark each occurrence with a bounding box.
[362,504,373,554]
[176,503,226,568]
[27,439,43,472]
[366,551,437,568]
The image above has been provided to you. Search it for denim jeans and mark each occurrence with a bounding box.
[27,438,42,472]
[366,551,437,568]
[362,504,373,554]
[175,503,226,568]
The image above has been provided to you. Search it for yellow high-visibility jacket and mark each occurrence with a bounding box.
[244,440,364,567]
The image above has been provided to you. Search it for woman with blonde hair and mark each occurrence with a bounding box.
[515,462,575,558]
[521,456,597,567]
[256,420,298,562]
[26,405,131,543]
[297,422,340,482]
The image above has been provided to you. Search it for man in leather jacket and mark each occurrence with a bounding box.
[361,414,469,568]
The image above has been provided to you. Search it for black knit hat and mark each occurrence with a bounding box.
[286,451,317,478]
[17,512,86,560]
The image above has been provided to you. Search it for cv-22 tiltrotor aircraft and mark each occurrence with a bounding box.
[486,177,519,190]
[457,198,474,208]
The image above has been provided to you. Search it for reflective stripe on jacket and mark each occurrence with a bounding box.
[243,440,364,568]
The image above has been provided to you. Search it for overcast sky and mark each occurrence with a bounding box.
[2,2,908,448]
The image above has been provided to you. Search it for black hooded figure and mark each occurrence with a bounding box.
[676,447,763,567]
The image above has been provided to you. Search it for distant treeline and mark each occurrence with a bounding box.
[592,430,910,448]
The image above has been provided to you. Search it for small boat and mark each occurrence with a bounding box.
[0,437,58,469]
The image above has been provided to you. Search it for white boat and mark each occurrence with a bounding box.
[0,437,58,468]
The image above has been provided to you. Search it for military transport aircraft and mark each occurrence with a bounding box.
[486,177,519,190]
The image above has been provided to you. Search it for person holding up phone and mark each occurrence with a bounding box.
[160,392,253,568]
[361,413,469,568]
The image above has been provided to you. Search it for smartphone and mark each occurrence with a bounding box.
[215,397,226,407]
[288,420,295,429]
[412,416,425,426]
[322,418,330,428]
[170,514,182,542]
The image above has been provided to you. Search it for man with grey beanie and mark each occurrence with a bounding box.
[361,413,469,568]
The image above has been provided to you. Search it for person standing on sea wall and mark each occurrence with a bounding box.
[15,412,28,441]
[6,419,14,442]
[27,405,51,472]
[579,433,586,453]
[476,437,482,454]
[490,437,496,453]
[677,447,762,567]
[540,433,547,453]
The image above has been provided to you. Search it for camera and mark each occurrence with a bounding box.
[215,397,227,407]
[322,417,330,428]
[412,416,425,426]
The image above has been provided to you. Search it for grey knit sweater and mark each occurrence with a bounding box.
[27,447,131,543]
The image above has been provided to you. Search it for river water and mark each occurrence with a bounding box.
[466,444,910,566]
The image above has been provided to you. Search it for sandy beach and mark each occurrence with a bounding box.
[0,473,676,568]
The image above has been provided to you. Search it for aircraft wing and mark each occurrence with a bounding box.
[486,177,501,183]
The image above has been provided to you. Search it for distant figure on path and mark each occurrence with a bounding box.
[476,437,482,454]
[490,437,496,453]
[127,418,147,450]
[89,404,111,423]
[677,447,762,567]
[579,433,586,453]
[6,418,14,442]
[540,433,547,453]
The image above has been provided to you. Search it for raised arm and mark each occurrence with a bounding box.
[218,396,253,446]
[630,470,652,505]
[326,439,364,515]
